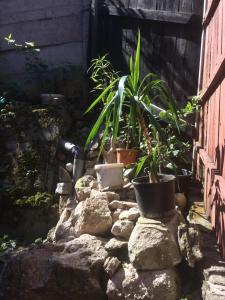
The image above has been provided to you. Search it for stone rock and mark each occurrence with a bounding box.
[76,186,91,202]
[119,207,140,222]
[112,209,123,223]
[119,186,136,202]
[202,266,225,300]
[178,223,203,268]
[53,208,75,242]
[91,190,120,203]
[105,238,128,261]
[106,263,180,300]
[59,195,68,215]
[47,226,55,242]
[74,197,112,236]
[111,220,134,240]
[75,175,96,188]
[58,196,77,217]
[63,234,108,267]
[55,182,72,195]
[128,218,182,270]
[104,257,121,277]
[109,200,138,211]
[0,235,107,300]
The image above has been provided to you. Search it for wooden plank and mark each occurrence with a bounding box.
[203,0,220,27]
[100,6,201,25]
[96,0,203,106]
[201,56,225,101]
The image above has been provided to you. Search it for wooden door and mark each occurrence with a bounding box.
[195,0,225,257]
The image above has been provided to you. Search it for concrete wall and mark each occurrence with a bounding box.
[0,0,91,79]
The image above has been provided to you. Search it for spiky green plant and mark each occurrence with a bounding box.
[85,31,179,182]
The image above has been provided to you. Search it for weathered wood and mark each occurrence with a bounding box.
[100,6,201,25]
[195,0,225,258]
[91,0,203,105]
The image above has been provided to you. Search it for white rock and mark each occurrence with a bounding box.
[105,238,128,260]
[107,263,180,300]
[112,209,123,223]
[91,190,120,203]
[104,257,121,277]
[55,182,72,195]
[76,187,91,202]
[128,219,182,270]
[74,197,113,236]
[53,208,74,242]
[111,220,134,240]
[75,175,97,188]
[119,207,140,222]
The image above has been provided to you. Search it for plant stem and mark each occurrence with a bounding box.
[139,116,158,183]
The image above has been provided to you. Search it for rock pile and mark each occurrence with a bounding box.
[0,175,203,300]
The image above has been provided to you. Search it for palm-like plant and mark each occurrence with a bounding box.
[85,31,179,182]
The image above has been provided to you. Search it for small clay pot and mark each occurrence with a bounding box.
[116,148,139,166]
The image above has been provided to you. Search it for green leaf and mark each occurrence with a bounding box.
[135,155,148,176]
[84,78,119,114]
[85,94,115,148]
[112,76,128,143]
[133,30,141,91]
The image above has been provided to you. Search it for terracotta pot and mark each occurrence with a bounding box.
[116,148,139,166]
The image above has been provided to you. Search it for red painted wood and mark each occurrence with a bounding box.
[195,0,225,258]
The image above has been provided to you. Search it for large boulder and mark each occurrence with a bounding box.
[0,234,108,300]
[128,217,181,270]
[74,197,112,236]
[106,263,180,300]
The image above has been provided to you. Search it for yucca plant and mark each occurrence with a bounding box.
[85,31,179,182]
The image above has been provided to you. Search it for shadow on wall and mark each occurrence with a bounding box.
[0,64,87,104]
[96,0,202,105]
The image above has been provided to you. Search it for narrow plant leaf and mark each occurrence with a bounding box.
[135,155,148,176]
[84,78,119,114]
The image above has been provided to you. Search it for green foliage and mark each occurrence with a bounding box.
[15,192,52,208]
[88,54,119,94]
[0,235,17,254]
[86,31,179,179]
[2,34,81,101]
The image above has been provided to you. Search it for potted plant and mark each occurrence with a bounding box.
[85,55,124,189]
[85,31,178,192]
[133,93,200,214]
[87,55,139,166]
